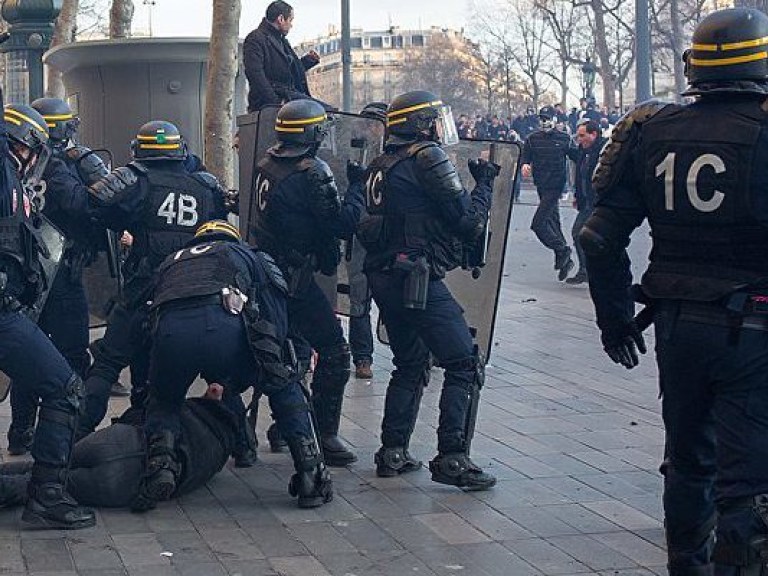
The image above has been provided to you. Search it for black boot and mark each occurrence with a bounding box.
[374,446,422,478]
[7,426,34,456]
[287,437,333,509]
[22,466,95,530]
[313,391,357,467]
[267,423,288,453]
[565,269,588,285]
[132,431,179,512]
[429,453,496,491]
[0,461,32,508]
[555,248,575,281]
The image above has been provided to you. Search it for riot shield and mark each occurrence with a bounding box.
[32,214,66,321]
[377,138,521,365]
[237,107,385,310]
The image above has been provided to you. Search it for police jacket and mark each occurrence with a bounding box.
[250,151,364,276]
[521,128,571,190]
[92,160,227,307]
[243,18,318,112]
[583,94,768,333]
[566,136,606,210]
[358,139,492,278]
[67,398,237,508]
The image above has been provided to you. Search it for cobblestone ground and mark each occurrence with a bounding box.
[0,192,669,575]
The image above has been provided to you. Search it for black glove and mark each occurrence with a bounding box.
[600,319,647,369]
[346,160,367,185]
[468,159,500,185]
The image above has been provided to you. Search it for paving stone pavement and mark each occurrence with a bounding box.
[0,193,671,575]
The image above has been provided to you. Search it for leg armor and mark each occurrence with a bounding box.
[376,363,429,477]
[132,430,180,512]
[713,495,768,576]
[312,342,356,466]
[23,374,96,529]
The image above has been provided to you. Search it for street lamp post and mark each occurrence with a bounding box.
[0,0,62,103]
[581,57,597,101]
[341,0,352,112]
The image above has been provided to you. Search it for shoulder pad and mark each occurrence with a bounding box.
[256,250,288,294]
[413,144,463,199]
[190,170,220,190]
[305,157,334,181]
[127,161,149,175]
[89,166,139,203]
[66,145,109,185]
[64,145,90,162]
[593,100,675,194]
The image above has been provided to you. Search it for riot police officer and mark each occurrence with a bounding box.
[249,99,364,466]
[136,220,332,510]
[357,90,499,490]
[580,9,768,575]
[78,120,229,438]
[5,98,108,457]
[0,103,95,529]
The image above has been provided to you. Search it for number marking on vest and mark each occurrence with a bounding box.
[655,152,726,213]
[157,192,200,226]
[173,244,213,260]
[366,170,384,207]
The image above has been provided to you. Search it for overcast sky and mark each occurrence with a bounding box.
[133,1,471,43]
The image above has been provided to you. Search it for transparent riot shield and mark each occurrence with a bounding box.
[237,107,385,310]
[377,138,521,365]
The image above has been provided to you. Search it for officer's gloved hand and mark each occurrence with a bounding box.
[600,319,647,369]
[468,159,500,185]
[346,160,367,185]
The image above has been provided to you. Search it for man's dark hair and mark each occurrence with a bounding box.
[579,120,599,135]
[266,1,293,22]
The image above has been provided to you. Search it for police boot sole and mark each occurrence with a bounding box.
[430,472,497,492]
[21,508,96,530]
[144,471,176,502]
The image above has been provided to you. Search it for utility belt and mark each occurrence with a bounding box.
[153,287,249,316]
[375,253,430,310]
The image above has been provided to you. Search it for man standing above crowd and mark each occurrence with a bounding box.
[521,105,574,281]
[243,1,320,113]
[565,120,605,285]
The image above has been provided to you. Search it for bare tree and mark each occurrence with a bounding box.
[508,1,553,109]
[734,0,768,14]
[47,0,79,98]
[399,33,484,114]
[109,0,134,38]
[204,0,241,188]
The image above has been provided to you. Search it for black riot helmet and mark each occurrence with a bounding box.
[130,120,188,161]
[386,90,459,145]
[360,101,388,122]
[684,8,768,93]
[191,219,242,245]
[30,97,80,147]
[4,104,49,176]
[270,99,329,158]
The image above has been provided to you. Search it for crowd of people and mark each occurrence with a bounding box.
[0,2,767,575]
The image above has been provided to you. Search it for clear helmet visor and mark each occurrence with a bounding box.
[435,105,460,146]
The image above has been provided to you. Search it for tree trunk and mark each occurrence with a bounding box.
[46,0,79,98]
[560,59,568,106]
[205,0,241,189]
[110,0,134,38]
[669,0,686,100]
[590,0,616,108]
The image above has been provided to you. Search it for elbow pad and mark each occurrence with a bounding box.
[89,166,139,203]
[578,207,631,259]
[66,146,109,186]
[413,143,463,201]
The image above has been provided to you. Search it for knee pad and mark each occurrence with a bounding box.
[314,343,351,392]
[441,356,481,392]
[390,364,430,392]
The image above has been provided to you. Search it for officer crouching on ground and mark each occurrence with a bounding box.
[77,121,230,440]
[134,220,332,511]
[249,99,365,466]
[357,90,499,490]
[580,8,768,575]
[6,97,108,457]
[0,103,95,529]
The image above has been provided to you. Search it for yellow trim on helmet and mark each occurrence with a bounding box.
[275,126,306,133]
[386,117,408,126]
[136,134,181,141]
[4,108,47,135]
[4,116,21,126]
[693,36,768,52]
[690,51,768,67]
[387,100,443,118]
[277,114,327,126]
[43,113,74,121]
[138,143,182,150]
[195,220,241,240]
